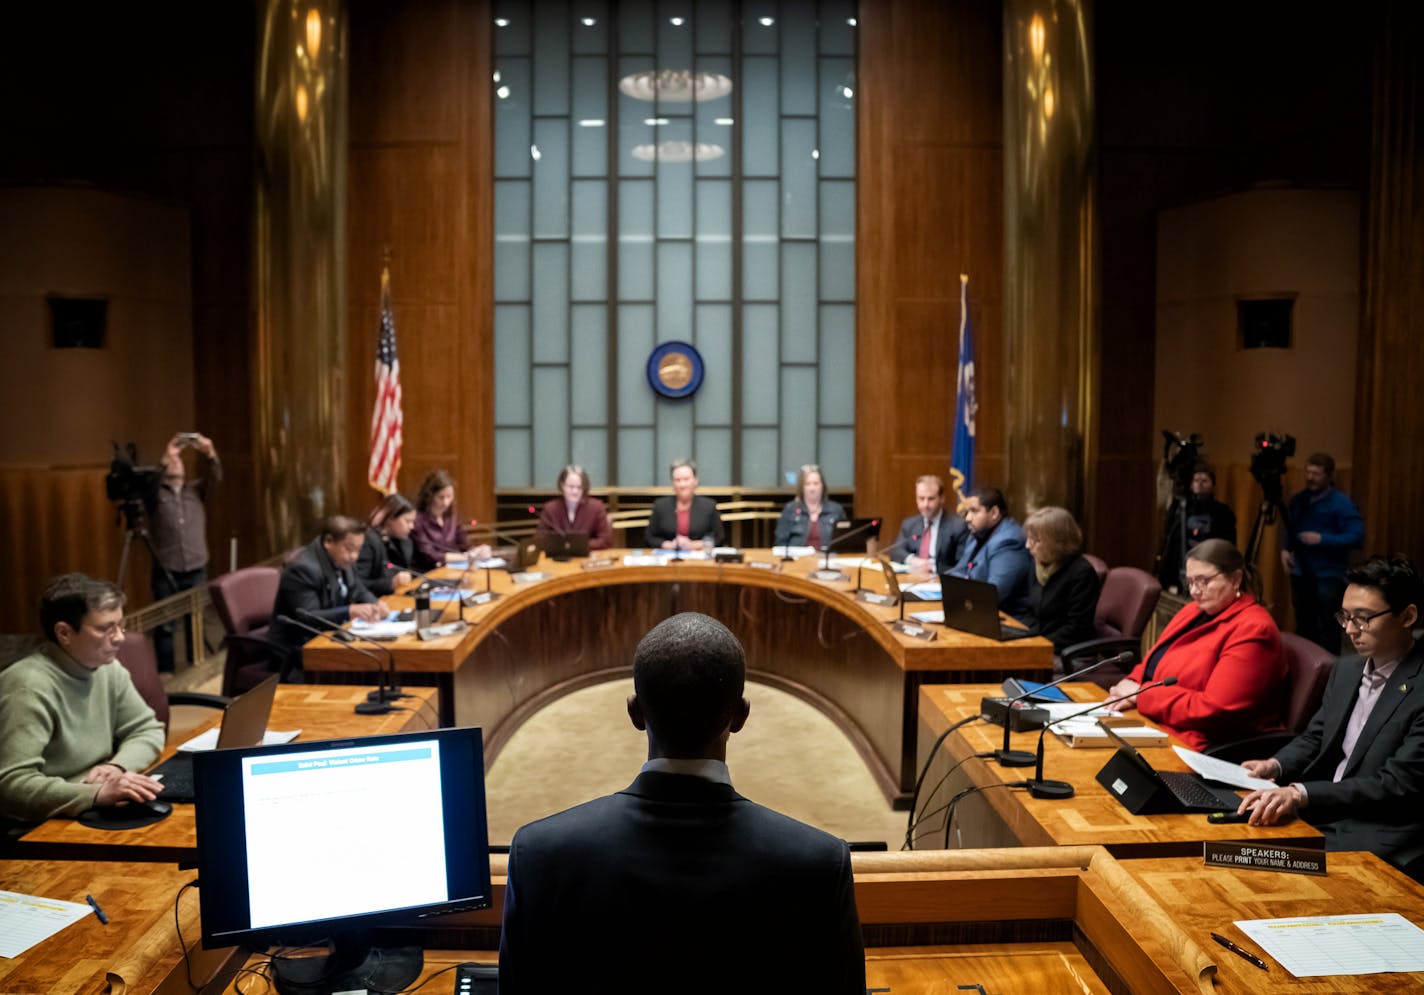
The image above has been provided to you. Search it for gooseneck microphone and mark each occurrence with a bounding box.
[1025,676,1179,799]
[278,613,395,715]
[991,652,1136,767]
[294,608,411,703]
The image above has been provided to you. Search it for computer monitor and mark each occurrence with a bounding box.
[193,726,493,994]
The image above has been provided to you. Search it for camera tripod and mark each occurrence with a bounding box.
[1243,489,1290,570]
[115,498,174,594]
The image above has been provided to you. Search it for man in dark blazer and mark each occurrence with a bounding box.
[1239,554,1424,881]
[269,515,386,680]
[890,474,967,574]
[499,612,865,993]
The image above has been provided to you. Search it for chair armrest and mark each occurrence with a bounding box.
[1058,636,1141,673]
[167,691,230,710]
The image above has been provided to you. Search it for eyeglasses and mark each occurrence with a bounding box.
[1334,607,1393,631]
[1184,572,1221,591]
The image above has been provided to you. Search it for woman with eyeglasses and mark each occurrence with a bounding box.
[773,465,845,550]
[1105,538,1286,752]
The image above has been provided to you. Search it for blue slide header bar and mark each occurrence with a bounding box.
[251,746,433,776]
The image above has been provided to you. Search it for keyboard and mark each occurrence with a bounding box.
[1158,769,1241,812]
[150,754,197,803]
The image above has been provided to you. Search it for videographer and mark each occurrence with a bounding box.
[144,432,221,673]
[1281,451,1363,653]
[1157,460,1237,590]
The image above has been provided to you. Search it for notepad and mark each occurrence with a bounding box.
[0,890,93,958]
[1233,913,1424,977]
[177,728,301,753]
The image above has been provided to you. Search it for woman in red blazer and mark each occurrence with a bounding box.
[1106,539,1286,752]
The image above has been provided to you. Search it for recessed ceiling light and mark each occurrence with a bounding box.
[811,149,820,159]
[530,144,542,161]
[759,16,774,27]
[578,118,606,127]
[496,85,511,99]
[492,70,501,83]
[494,17,509,27]
[848,17,857,27]
[669,16,685,27]
[643,117,670,126]
[581,17,596,27]
[840,85,854,99]
[714,117,734,126]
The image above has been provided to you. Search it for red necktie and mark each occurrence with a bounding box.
[918,521,932,558]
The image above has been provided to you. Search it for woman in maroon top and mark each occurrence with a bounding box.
[411,469,492,571]
[1106,539,1286,752]
[535,464,614,550]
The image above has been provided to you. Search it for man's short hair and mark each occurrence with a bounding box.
[915,475,944,496]
[39,573,125,643]
[1306,452,1336,478]
[1345,555,1423,616]
[633,612,745,756]
[321,515,365,542]
[971,486,1009,516]
[1192,460,1216,484]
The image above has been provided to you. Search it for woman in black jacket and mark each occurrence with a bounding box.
[357,493,418,596]
[1023,506,1100,655]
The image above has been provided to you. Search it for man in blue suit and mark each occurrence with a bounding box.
[499,612,865,993]
[946,486,1034,622]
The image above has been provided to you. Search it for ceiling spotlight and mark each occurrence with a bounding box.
[494,17,509,27]
[848,17,857,27]
[759,16,774,27]
[492,70,502,83]
[581,17,596,27]
[840,85,854,99]
[714,117,734,126]
[811,148,820,159]
[669,16,685,26]
[530,144,542,161]
[578,118,606,127]
[643,117,670,126]
[497,85,511,99]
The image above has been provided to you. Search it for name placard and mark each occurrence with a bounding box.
[1204,841,1327,876]
[855,590,897,607]
[582,558,618,571]
[746,561,781,572]
[891,620,937,641]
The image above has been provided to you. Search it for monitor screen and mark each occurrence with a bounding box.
[193,726,493,949]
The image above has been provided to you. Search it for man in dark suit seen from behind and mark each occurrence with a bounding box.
[499,612,865,994]
[269,515,387,681]
[890,474,967,575]
[1239,554,1424,881]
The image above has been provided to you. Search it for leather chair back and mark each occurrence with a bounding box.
[1094,567,1161,640]
[1279,632,1335,733]
[209,566,281,637]
[1084,554,1109,589]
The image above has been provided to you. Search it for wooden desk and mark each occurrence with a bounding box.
[303,550,1052,808]
[11,686,439,862]
[914,683,1323,857]
[1122,851,1424,992]
[0,858,240,994]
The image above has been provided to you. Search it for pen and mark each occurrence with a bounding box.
[85,894,109,925]
[1210,931,1266,971]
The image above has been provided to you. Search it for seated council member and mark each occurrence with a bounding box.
[1107,539,1286,752]
[890,474,967,575]
[1238,555,1424,881]
[499,612,864,993]
[773,464,845,550]
[412,469,492,571]
[1023,506,1100,655]
[356,493,417,597]
[536,464,614,550]
[946,486,1034,621]
[0,574,164,823]
[645,458,724,551]
[270,515,388,680]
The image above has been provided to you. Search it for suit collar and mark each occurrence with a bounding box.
[622,770,742,805]
[1340,639,1424,777]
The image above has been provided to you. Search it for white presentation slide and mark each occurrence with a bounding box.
[241,740,449,929]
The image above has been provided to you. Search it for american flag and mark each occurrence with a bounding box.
[368,264,403,495]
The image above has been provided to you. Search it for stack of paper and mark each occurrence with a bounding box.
[1233,913,1424,977]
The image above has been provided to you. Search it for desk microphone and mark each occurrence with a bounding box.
[989,652,1135,767]
[293,608,411,703]
[1025,676,1179,799]
[279,613,396,715]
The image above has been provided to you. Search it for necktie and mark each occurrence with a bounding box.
[918,520,932,559]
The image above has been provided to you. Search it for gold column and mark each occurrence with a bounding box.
[253,0,348,556]
[1002,0,1097,522]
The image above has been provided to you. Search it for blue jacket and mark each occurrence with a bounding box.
[1286,486,1364,579]
[947,517,1034,621]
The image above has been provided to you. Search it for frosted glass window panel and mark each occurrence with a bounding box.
[692,55,733,178]
[494,58,531,178]
[656,242,694,340]
[533,366,571,486]
[569,428,608,486]
[818,57,855,178]
[818,304,854,423]
[657,154,694,239]
[618,0,655,52]
[741,427,779,486]
[617,304,656,423]
[819,179,854,301]
[496,428,532,488]
[570,0,608,54]
[571,58,608,175]
[742,180,779,301]
[741,304,779,424]
[618,180,654,300]
[779,3,816,115]
[494,305,532,425]
[618,58,656,177]
[780,243,817,363]
[494,180,531,302]
[819,0,857,56]
[532,2,570,116]
[694,428,732,484]
[570,304,608,425]
[494,1,532,55]
[694,0,732,54]
[695,179,732,300]
[655,404,695,486]
[618,427,655,488]
[779,366,817,477]
[741,57,779,176]
[531,243,570,363]
[532,119,570,239]
[780,118,817,239]
[742,0,778,55]
[693,304,731,423]
[818,427,855,489]
[570,179,607,301]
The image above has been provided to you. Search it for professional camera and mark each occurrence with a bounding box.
[105,442,161,505]
[1249,431,1295,504]
[1160,429,1203,497]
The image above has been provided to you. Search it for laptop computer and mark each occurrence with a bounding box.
[509,535,546,569]
[935,575,1037,641]
[540,531,589,561]
[150,674,281,803]
[1095,724,1243,814]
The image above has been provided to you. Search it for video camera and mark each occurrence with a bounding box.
[1249,431,1295,504]
[1160,429,1203,498]
[105,442,161,507]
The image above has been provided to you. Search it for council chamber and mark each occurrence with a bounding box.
[2,1,1423,993]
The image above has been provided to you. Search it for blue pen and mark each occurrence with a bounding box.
[85,894,109,925]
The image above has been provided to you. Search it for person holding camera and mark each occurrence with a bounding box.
[145,432,220,673]
[1281,452,1364,653]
